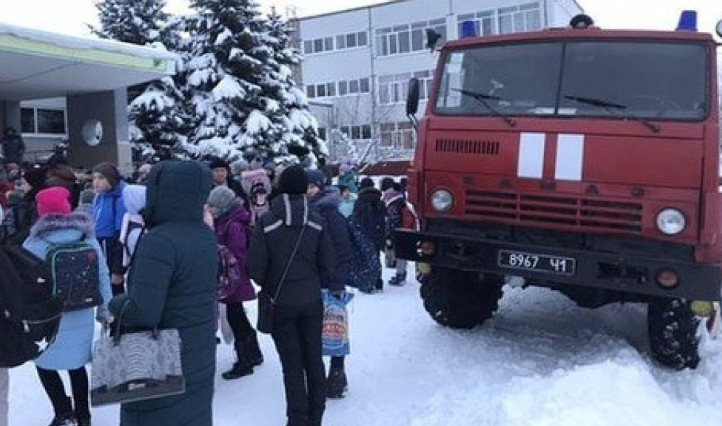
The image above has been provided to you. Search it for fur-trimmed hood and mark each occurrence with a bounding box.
[29,212,95,239]
[310,186,342,213]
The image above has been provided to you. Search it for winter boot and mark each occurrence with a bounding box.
[388,272,407,286]
[326,368,348,399]
[222,361,253,380]
[47,413,77,426]
[245,333,264,367]
[222,344,254,380]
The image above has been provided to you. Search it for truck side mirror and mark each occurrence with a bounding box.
[406,78,421,117]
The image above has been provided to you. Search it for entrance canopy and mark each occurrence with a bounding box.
[0,22,176,100]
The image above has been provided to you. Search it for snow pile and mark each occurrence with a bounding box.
[9,274,722,425]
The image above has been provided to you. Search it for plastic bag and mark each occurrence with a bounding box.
[322,290,354,357]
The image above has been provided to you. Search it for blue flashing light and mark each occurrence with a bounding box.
[460,20,478,39]
[676,10,698,32]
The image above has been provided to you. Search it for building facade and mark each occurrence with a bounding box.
[293,0,583,162]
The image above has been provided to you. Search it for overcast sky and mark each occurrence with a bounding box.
[0,0,720,37]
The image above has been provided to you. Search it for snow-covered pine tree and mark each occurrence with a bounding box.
[92,0,170,45]
[181,0,285,161]
[93,0,187,159]
[263,8,328,164]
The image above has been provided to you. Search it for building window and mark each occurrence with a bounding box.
[458,10,496,36]
[358,31,368,46]
[498,3,541,34]
[313,38,324,52]
[307,85,316,98]
[339,81,348,96]
[326,82,336,97]
[376,20,446,57]
[361,124,372,139]
[380,123,395,146]
[336,35,346,49]
[349,80,360,94]
[379,72,420,105]
[359,78,370,93]
[37,109,66,134]
[21,108,35,133]
[20,107,66,135]
[318,127,327,140]
[304,40,313,54]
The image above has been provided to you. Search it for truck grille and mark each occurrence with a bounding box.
[464,190,643,233]
[435,138,500,155]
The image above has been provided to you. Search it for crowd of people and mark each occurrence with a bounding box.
[0,150,417,426]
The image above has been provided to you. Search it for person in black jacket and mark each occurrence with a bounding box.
[1,128,25,165]
[249,165,338,426]
[354,178,387,291]
[306,169,353,399]
[209,157,248,207]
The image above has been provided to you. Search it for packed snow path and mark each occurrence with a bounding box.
[9,269,722,425]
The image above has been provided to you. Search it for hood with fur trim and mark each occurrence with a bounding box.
[29,212,95,239]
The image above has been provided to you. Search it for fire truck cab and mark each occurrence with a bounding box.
[396,13,722,369]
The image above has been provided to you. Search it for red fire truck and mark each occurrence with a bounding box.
[396,13,722,369]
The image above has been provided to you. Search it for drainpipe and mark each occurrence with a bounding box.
[368,6,378,163]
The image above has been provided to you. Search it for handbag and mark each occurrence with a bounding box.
[90,302,184,406]
[257,224,307,334]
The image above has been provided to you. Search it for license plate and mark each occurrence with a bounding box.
[498,250,576,276]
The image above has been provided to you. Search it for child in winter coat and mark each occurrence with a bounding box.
[307,170,353,399]
[119,185,146,272]
[337,185,357,219]
[240,168,272,225]
[337,161,359,194]
[23,187,112,426]
[207,186,263,380]
[351,178,386,292]
[91,162,127,296]
[385,182,419,286]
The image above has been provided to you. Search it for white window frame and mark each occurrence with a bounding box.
[20,107,67,138]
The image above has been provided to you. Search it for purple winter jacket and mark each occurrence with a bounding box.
[215,205,256,303]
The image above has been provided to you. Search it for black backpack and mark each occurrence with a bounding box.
[0,245,62,367]
[46,241,103,312]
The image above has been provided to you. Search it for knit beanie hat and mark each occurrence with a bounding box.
[380,177,395,192]
[306,169,326,190]
[92,162,121,188]
[277,165,308,195]
[23,165,47,190]
[207,186,240,217]
[46,164,77,189]
[209,157,230,171]
[36,187,71,217]
[360,177,375,189]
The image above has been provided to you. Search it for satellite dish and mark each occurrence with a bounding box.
[716,19,722,38]
[82,120,103,147]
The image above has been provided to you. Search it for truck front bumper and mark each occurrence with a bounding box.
[394,230,722,301]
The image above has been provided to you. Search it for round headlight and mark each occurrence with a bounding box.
[656,209,686,235]
[431,189,453,212]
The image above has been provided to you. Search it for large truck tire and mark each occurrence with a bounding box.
[420,267,504,329]
[648,298,700,370]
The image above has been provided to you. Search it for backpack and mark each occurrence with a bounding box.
[217,244,242,301]
[46,241,103,312]
[0,245,62,367]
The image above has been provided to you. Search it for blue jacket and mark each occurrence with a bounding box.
[23,213,112,371]
[93,182,127,239]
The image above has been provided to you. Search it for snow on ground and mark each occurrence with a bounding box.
[9,267,722,425]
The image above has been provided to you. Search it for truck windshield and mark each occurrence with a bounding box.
[435,41,708,121]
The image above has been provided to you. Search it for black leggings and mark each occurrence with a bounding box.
[36,366,89,420]
[226,302,254,344]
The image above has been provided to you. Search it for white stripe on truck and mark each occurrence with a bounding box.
[517,132,545,179]
[555,134,585,181]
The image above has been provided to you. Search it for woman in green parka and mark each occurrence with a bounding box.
[108,161,218,426]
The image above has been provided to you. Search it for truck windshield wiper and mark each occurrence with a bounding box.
[452,88,516,128]
[564,95,660,133]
